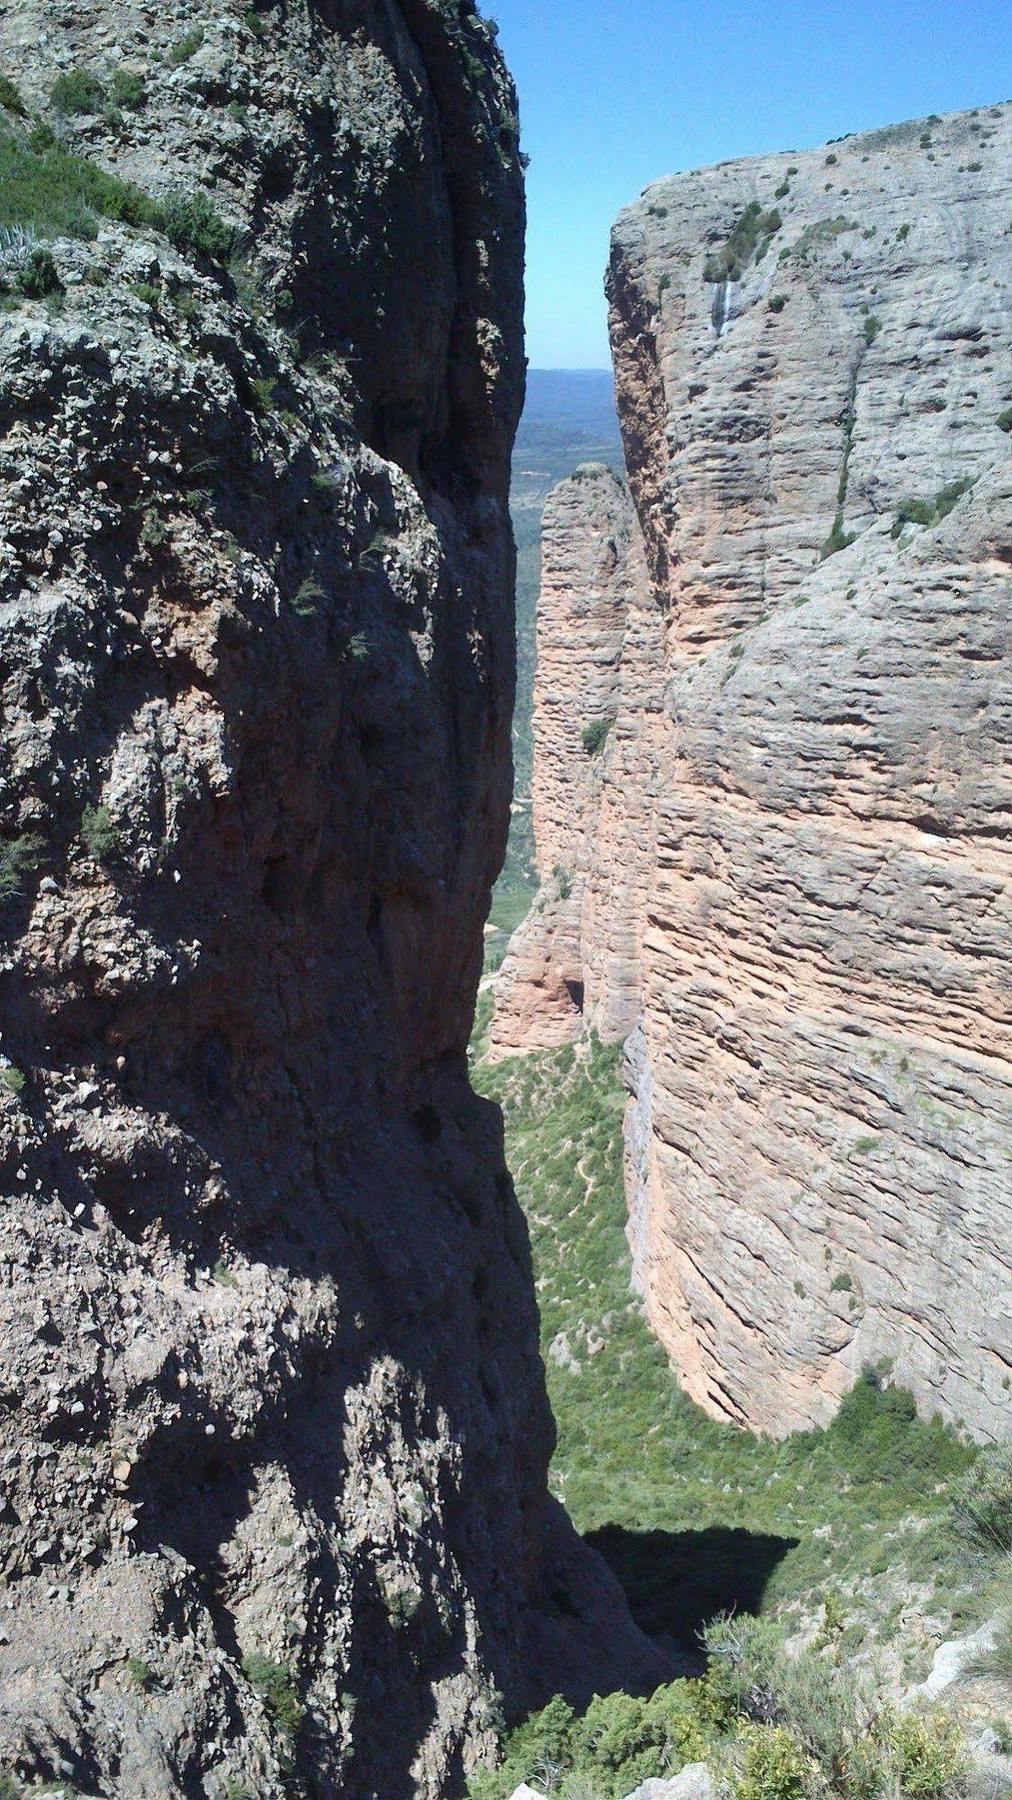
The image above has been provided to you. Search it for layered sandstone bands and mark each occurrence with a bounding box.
[496,104,1012,1440]
[0,6,665,1795]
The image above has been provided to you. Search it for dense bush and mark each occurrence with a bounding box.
[50,67,105,113]
[81,803,120,861]
[162,188,234,260]
[582,716,614,756]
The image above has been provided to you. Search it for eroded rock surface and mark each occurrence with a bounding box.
[0,5,666,1795]
[496,104,1012,1440]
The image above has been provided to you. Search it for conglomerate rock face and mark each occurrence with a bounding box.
[0,5,667,1795]
[494,104,1012,1441]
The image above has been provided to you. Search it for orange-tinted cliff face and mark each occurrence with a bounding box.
[496,105,1012,1442]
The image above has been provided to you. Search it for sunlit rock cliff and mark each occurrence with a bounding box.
[494,103,1012,1441]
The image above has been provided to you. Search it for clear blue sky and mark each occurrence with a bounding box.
[491,0,1012,368]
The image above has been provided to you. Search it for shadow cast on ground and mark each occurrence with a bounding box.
[586,1523,799,1659]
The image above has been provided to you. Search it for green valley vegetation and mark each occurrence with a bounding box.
[467,1031,1008,1798]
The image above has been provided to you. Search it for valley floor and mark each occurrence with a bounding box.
[468,1019,1011,1797]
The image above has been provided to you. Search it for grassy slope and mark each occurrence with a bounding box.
[470,1032,979,1670]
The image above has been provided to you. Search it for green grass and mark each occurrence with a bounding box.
[0,125,160,239]
[472,1038,976,1656]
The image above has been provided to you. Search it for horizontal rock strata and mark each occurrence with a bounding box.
[496,103,1012,1440]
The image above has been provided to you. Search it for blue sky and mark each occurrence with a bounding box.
[491,0,1012,368]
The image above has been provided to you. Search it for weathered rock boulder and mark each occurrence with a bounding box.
[0,4,667,1794]
[496,103,1012,1440]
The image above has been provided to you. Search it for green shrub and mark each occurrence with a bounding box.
[829,1272,853,1293]
[110,67,146,109]
[888,1712,965,1799]
[16,245,61,296]
[125,1655,153,1689]
[704,201,783,283]
[863,314,881,344]
[775,181,789,199]
[167,29,203,66]
[81,803,120,861]
[0,73,25,115]
[162,188,234,260]
[0,1065,26,1095]
[783,217,856,264]
[950,1444,1012,1556]
[891,478,973,539]
[131,280,160,307]
[50,68,106,114]
[730,1725,813,1800]
[292,577,325,617]
[0,833,45,900]
[581,715,614,756]
[996,407,1012,433]
[768,294,787,312]
[466,1680,721,1800]
[242,1653,303,1741]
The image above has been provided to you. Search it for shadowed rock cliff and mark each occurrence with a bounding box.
[494,103,1012,1442]
[0,4,668,1794]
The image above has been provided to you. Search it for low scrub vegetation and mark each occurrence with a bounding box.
[891,479,973,539]
[582,716,614,756]
[467,1033,1006,1798]
[0,125,158,239]
[704,202,782,283]
[468,1608,972,1800]
[0,122,232,263]
[0,832,45,901]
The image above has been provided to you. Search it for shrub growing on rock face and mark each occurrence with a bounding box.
[582,715,614,756]
[162,188,234,261]
[81,804,120,862]
[50,67,106,114]
[704,201,783,283]
[110,66,146,109]
[16,244,61,296]
[0,833,45,901]
[242,1654,303,1748]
